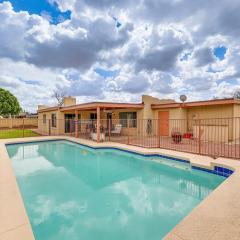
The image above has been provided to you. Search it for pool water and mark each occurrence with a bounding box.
[7,140,225,240]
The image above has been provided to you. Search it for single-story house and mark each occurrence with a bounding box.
[37,95,240,142]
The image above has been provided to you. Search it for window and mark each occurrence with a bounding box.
[119,112,137,128]
[51,113,57,128]
[90,113,97,119]
[43,114,46,124]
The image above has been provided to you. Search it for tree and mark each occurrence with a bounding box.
[234,90,240,99]
[53,90,66,106]
[0,88,21,116]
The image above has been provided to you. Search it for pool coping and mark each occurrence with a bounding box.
[1,136,240,240]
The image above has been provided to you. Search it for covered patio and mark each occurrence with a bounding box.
[60,102,143,142]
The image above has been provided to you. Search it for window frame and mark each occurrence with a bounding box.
[43,114,46,124]
[119,112,137,128]
[51,113,57,128]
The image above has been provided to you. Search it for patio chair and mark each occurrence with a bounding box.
[111,124,122,136]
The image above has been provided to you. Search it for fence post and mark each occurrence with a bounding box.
[108,118,111,141]
[10,118,13,129]
[157,119,160,148]
[22,118,24,138]
[48,119,51,135]
[127,119,130,144]
[198,119,201,154]
[75,110,79,138]
[75,120,79,138]
[96,107,100,143]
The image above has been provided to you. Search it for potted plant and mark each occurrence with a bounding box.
[171,132,182,143]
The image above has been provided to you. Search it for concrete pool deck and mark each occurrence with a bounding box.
[0,136,240,240]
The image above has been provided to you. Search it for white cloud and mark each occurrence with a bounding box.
[0,0,239,112]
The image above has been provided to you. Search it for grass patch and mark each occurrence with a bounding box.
[0,129,39,139]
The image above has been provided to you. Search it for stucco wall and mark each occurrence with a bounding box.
[0,118,38,129]
[233,104,240,141]
[141,95,176,136]
[38,110,64,135]
[152,108,188,136]
[187,105,234,141]
[38,108,143,136]
[187,105,233,119]
[37,101,239,141]
[74,109,143,135]
[152,105,236,141]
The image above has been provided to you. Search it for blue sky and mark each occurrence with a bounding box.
[95,68,119,79]
[0,0,239,112]
[0,0,71,24]
[214,46,227,60]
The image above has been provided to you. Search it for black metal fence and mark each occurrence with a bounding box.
[1,117,239,159]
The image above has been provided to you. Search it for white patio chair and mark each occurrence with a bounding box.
[111,124,122,135]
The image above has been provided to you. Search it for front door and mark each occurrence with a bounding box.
[158,111,169,136]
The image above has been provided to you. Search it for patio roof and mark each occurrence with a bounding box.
[60,102,144,112]
[151,98,240,109]
[38,101,144,113]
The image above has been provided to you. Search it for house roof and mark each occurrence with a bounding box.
[38,106,60,113]
[151,98,240,109]
[38,97,240,113]
[38,101,144,113]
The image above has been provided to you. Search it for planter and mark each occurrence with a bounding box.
[183,133,193,139]
[171,132,182,143]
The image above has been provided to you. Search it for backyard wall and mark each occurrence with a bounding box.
[0,118,38,129]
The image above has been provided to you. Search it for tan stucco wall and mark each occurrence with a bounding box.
[141,95,176,136]
[108,109,142,135]
[152,105,236,141]
[152,108,188,136]
[233,104,240,118]
[187,105,233,119]
[233,104,240,141]
[187,105,234,141]
[37,99,239,141]
[38,110,64,135]
[38,109,143,136]
[0,118,38,129]
[37,95,176,137]
[76,109,143,135]
[142,95,175,119]
[63,97,76,106]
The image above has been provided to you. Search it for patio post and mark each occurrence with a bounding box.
[97,107,100,142]
[108,118,111,141]
[75,109,78,138]
[157,119,160,148]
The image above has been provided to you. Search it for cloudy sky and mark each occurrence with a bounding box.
[0,0,240,112]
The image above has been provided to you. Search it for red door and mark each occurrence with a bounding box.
[158,111,169,136]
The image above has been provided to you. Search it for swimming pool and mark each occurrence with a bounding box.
[7,140,227,240]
